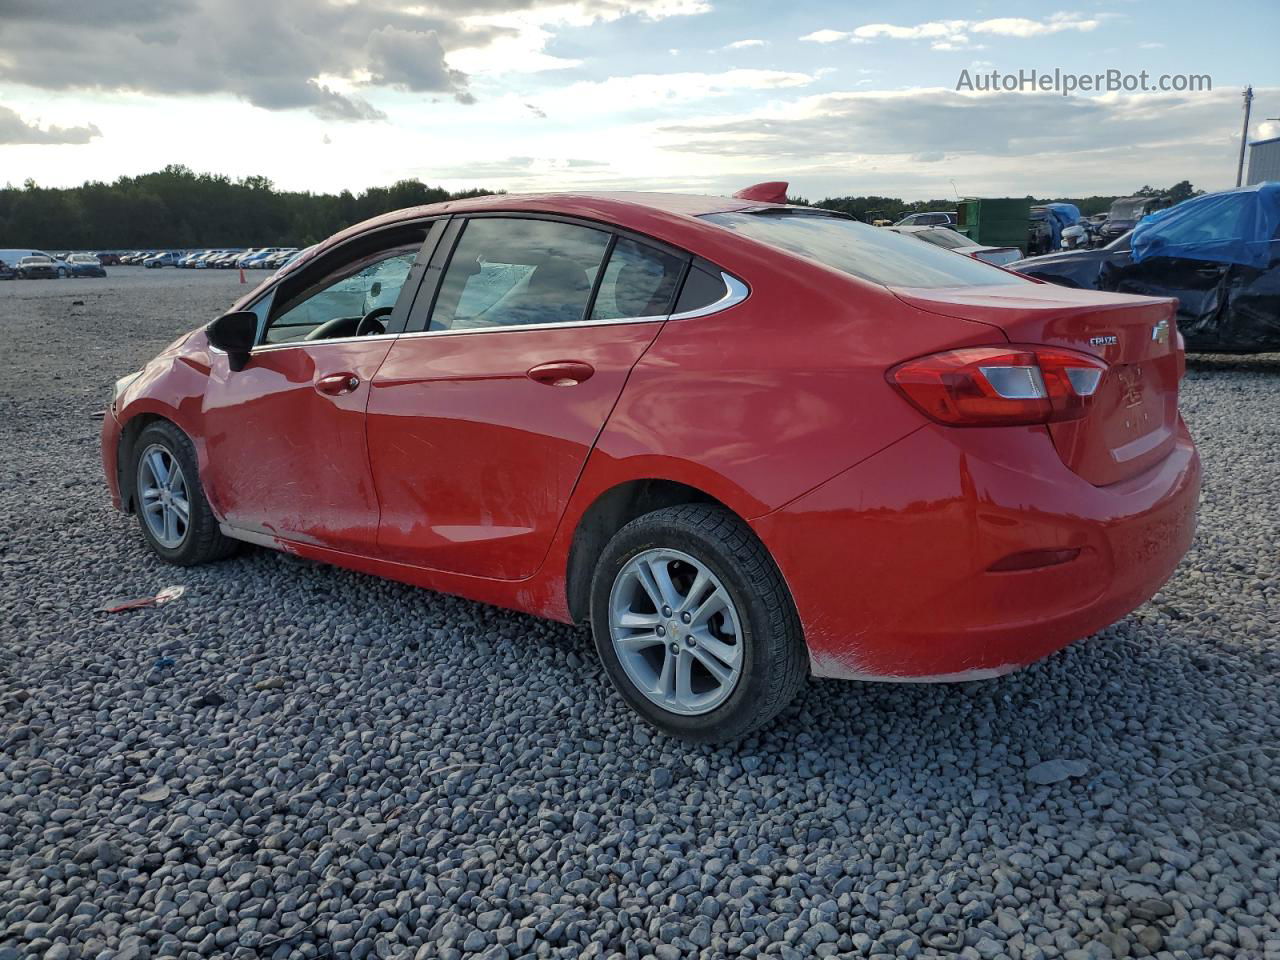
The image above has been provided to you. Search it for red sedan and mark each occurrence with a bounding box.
[101,188,1200,741]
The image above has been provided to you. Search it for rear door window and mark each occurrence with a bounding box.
[590,238,685,321]
[430,218,611,331]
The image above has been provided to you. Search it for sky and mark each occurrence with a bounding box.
[0,0,1276,201]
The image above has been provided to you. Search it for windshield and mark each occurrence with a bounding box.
[704,212,1026,288]
[1110,199,1148,220]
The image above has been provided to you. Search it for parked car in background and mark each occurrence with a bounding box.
[1099,195,1173,243]
[96,252,122,266]
[258,248,299,270]
[894,210,958,228]
[3,248,66,274]
[1012,183,1280,352]
[888,225,1022,267]
[197,250,234,268]
[231,247,269,268]
[178,251,208,268]
[212,250,247,268]
[65,253,107,277]
[16,255,61,279]
[0,259,15,280]
[143,251,183,268]
[238,247,286,269]
[102,186,1198,741]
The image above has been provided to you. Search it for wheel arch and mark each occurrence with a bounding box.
[116,412,173,513]
[565,477,744,625]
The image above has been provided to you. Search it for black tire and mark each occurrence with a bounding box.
[131,421,237,565]
[589,504,807,742]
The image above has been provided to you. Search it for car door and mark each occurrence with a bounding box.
[200,221,441,553]
[366,215,688,579]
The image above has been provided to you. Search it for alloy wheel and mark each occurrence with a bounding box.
[137,443,190,548]
[607,548,744,715]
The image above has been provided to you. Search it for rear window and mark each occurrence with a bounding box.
[914,229,969,250]
[704,212,1026,289]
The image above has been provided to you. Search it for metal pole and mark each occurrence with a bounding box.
[1236,85,1253,188]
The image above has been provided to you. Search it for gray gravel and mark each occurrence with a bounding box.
[2,268,1278,960]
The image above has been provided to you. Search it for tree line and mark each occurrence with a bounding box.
[0,165,497,250]
[800,180,1201,222]
[0,164,1202,250]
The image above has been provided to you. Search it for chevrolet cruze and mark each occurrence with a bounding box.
[102,187,1200,741]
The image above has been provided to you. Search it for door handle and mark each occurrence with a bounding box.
[527,360,594,387]
[316,372,360,396]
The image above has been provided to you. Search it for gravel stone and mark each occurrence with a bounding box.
[1026,758,1090,784]
[0,271,1276,960]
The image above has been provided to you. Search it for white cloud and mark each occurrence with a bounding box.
[803,14,1101,51]
[0,105,101,144]
[800,29,858,44]
[725,39,767,49]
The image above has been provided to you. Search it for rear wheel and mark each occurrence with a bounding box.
[590,504,806,742]
[131,421,236,565]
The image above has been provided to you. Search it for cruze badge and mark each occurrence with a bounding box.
[1089,335,1119,346]
[1152,320,1170,345]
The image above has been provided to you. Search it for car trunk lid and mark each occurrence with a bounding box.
[893,283,1182,486]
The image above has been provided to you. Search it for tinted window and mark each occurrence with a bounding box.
[703,212,1027,288]
[591,238,684,321]
[674,265,727,314]
[430,218,610,331]
[263,247,417,344]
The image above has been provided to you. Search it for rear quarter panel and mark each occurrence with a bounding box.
[579,253,1009,520]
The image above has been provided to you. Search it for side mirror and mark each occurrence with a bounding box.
[206,310,258,371]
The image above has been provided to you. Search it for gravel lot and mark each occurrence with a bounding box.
[1,267,1277,960]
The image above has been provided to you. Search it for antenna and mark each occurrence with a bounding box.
[949,179,961,200]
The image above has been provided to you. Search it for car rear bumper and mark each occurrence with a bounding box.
[751,419,1200,681]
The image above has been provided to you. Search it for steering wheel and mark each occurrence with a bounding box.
[356,305,395,338]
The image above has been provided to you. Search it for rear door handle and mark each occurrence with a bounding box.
[316,372,360,396]
[527,360,594,387]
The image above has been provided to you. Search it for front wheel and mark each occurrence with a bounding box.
[131,421,236,565]
[589,504,807,742]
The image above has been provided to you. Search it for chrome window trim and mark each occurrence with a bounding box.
[212,271,750,354]
[395,313,670,341]
[250,334,394,353]
[668,272,749,321]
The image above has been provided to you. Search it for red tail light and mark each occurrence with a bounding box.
[889,345,1108,426]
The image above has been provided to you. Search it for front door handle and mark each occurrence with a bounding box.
[527,360,594,387]
[316,372,360,396]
